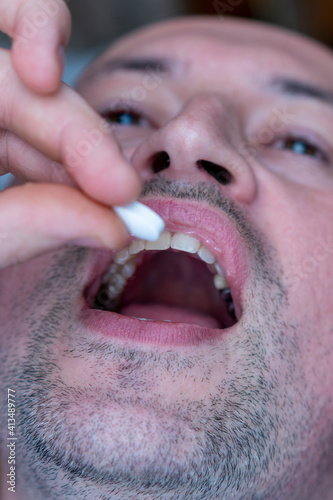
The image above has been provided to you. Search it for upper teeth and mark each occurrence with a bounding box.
[99,231,228,308]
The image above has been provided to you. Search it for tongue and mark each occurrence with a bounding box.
[120,303,220,328]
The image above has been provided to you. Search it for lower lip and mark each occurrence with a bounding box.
[79,305,234,347]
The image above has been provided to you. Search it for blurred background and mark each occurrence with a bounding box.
[0,0,333,189]
[1,0,333,86]
[46,0,333,84]
[57,0,333,85]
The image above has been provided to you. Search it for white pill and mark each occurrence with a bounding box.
[114,202,165,241]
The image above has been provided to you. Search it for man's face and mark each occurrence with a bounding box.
[1,18,333,500]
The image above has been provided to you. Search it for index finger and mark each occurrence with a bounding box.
[0,50,141,207]
[0,0,71,93]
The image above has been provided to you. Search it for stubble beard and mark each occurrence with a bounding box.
[0,181,326,500]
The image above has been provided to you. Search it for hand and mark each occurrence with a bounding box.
[0,0,141,268]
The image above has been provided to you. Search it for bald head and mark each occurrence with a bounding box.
[79,16,333,89]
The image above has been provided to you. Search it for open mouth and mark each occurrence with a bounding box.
[82,200,248,345]
[87,231,238,330]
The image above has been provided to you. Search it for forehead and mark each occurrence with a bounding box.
[83,18,333,88]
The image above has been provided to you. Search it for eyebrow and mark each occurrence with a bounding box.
[81,59,333,109]
[82,57,172,84]
[269,77,333,105]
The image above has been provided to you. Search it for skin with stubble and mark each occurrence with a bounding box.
[1,16,333,500]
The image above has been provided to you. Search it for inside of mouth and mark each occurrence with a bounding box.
[93,250,237,329]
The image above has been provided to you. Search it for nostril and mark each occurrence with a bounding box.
[151,151,171,174]
[196,159,232,185]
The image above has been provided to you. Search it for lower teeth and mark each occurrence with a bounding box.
[94,287,236,323]
[94,243,236,323]
[94,287,118,309]
[130,317,172,322]
[228,303,236,321]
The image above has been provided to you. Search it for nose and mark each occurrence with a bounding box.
[131,94,257,205]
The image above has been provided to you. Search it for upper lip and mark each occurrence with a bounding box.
[83,198,251,321]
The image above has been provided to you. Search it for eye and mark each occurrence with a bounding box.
[275,136,328,162]
[101,108,151,128]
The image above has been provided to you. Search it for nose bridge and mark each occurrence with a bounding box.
[152,93,231,158]
[132,93,257,204]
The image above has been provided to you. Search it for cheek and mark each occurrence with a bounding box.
[0,252,56,350]
[251,176,333,380]
[252,173,333,308]
[256,182,333,406]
